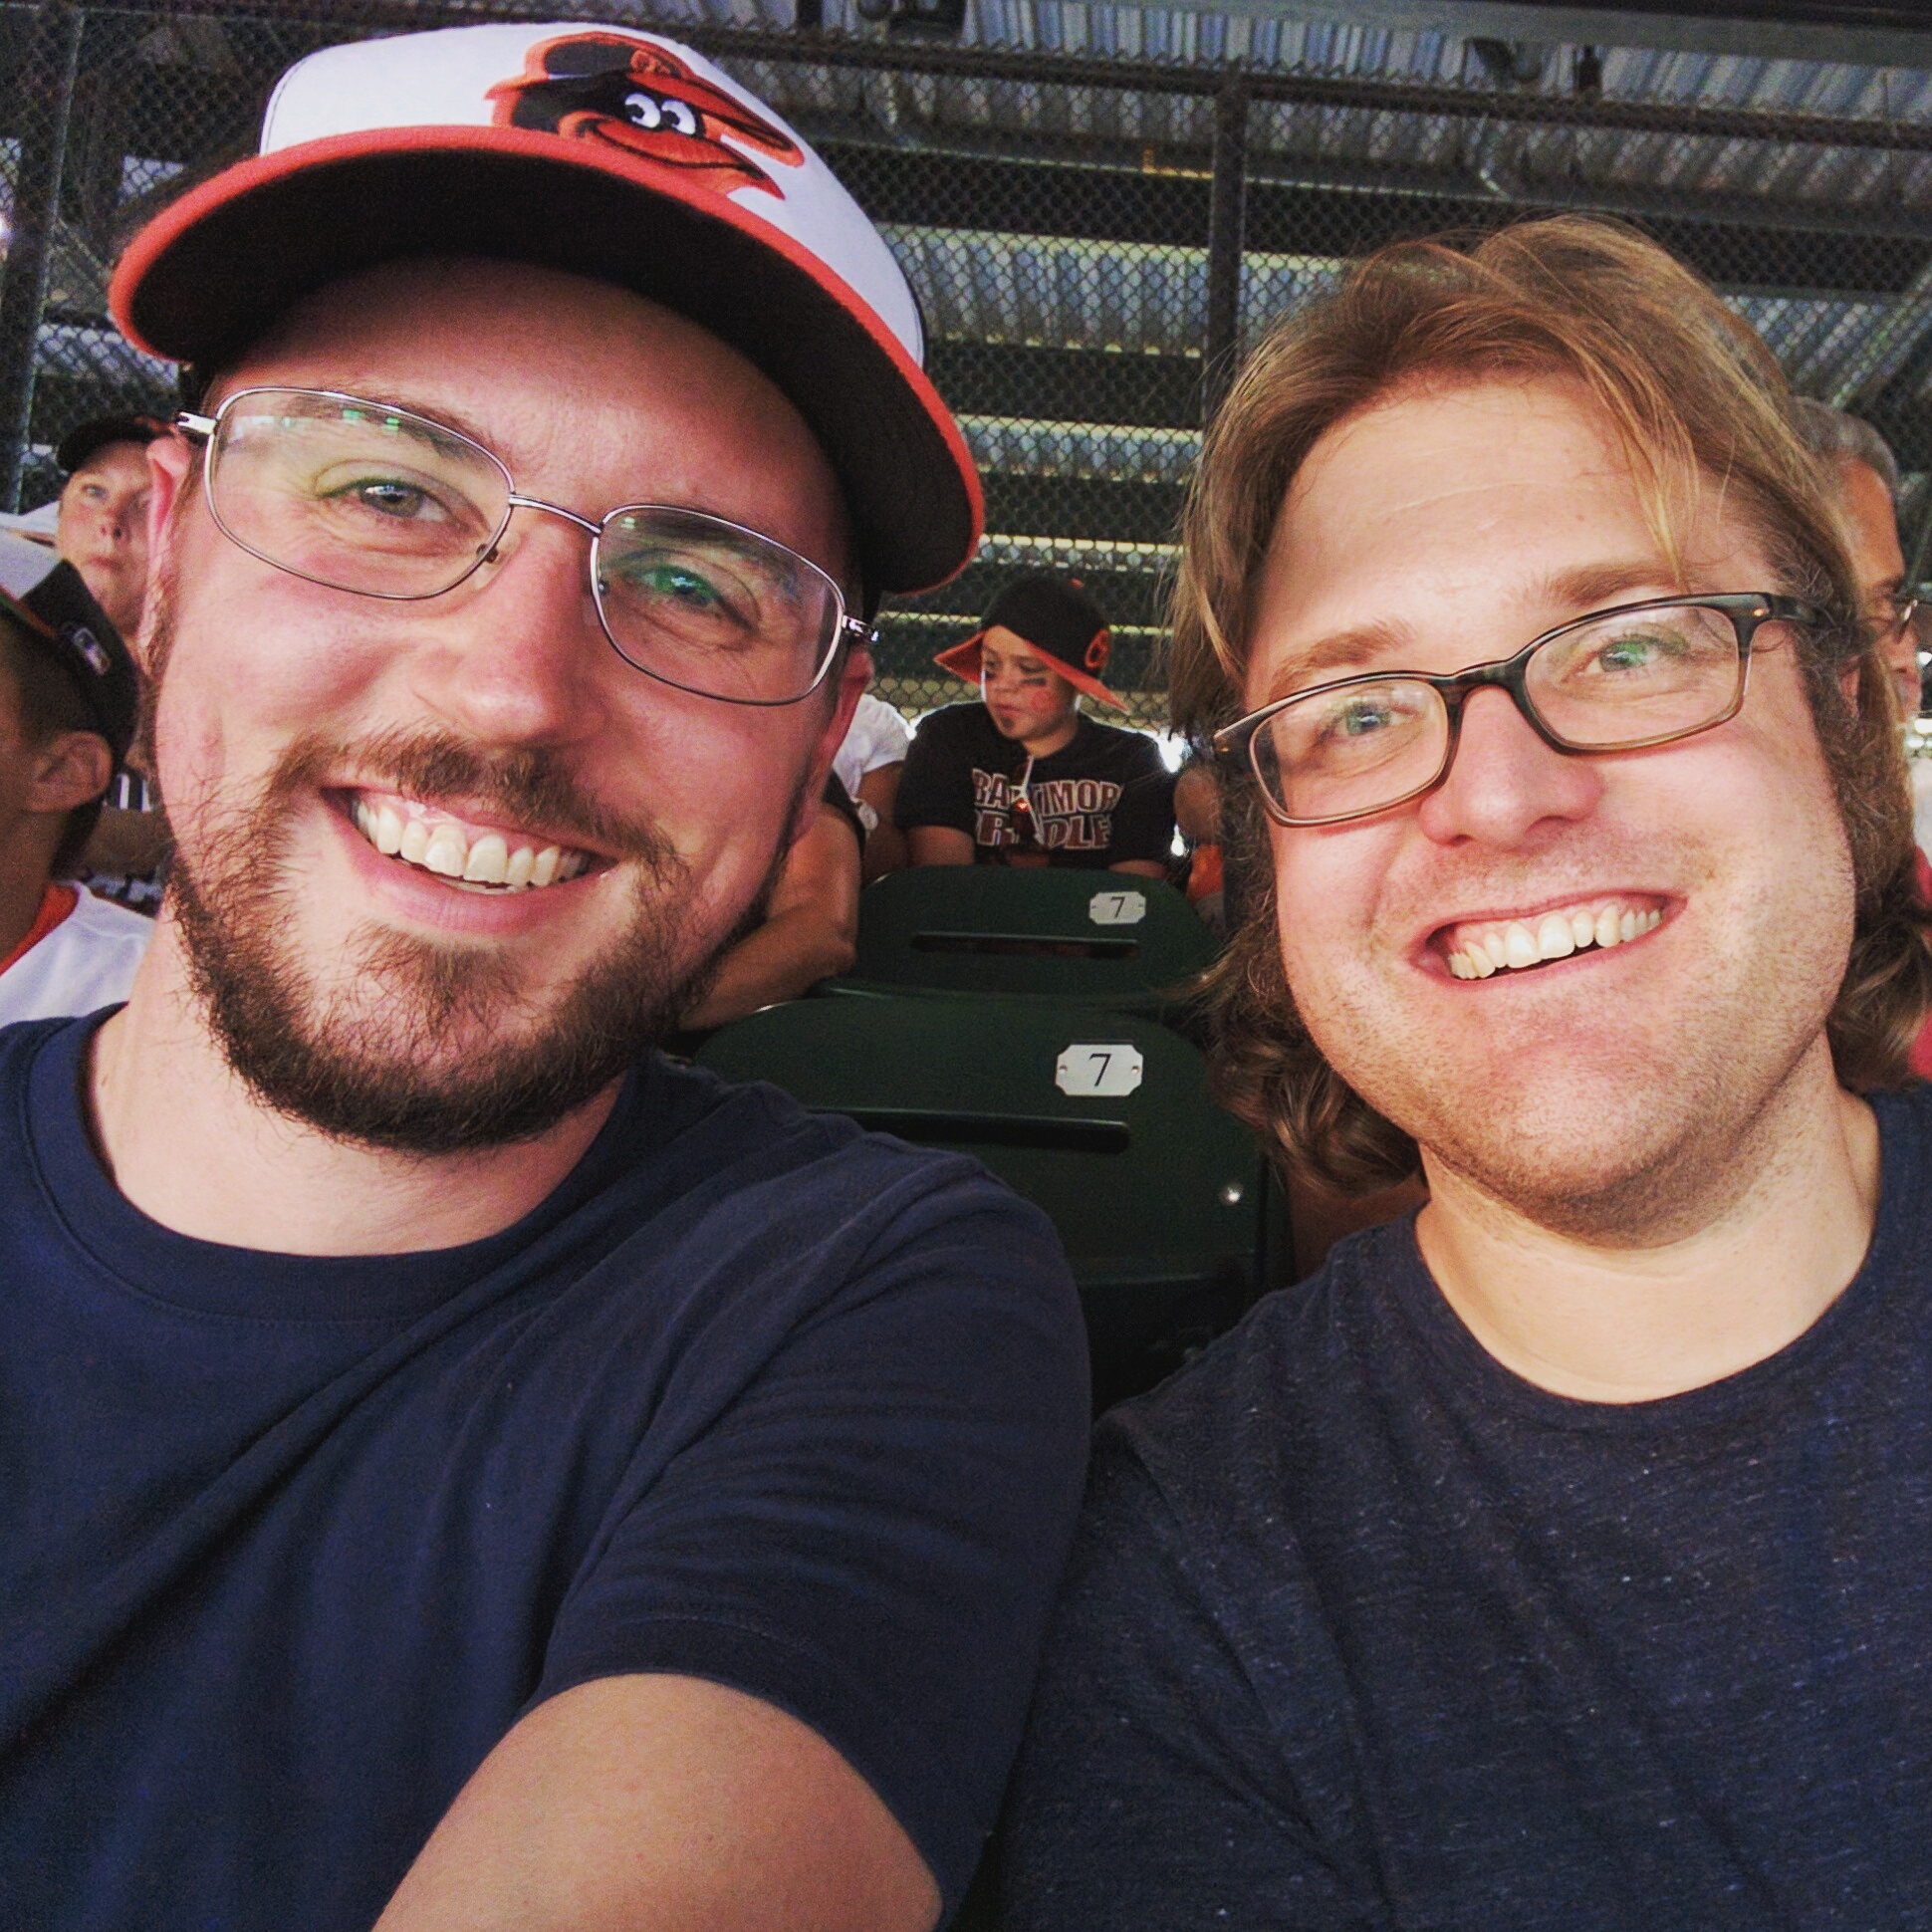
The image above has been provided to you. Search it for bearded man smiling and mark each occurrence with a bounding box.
[1004,217,1932,1929]
[0,24,1087,1932]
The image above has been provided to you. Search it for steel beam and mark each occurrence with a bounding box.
[117,1,1932,156]
[1202,78,1250,422]
[0,1,82,509]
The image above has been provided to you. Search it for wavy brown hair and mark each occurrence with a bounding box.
[1169,214,1932,1194]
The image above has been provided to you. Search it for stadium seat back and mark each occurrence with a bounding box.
[696,995,1268,1407]
[841,866,1216,1009]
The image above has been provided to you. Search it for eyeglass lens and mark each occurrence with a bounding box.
[206,389,841,704]
[1251,601,1748,824]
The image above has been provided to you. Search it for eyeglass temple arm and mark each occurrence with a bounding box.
[174,411,217,441]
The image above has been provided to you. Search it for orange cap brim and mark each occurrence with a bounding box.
[934,628,1123,708]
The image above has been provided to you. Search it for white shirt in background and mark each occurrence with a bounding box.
[834,692,911,800]
[0,886,151,1026]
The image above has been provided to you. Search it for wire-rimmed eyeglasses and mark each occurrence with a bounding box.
[1213,593,1820,829]
[173,386,873,707]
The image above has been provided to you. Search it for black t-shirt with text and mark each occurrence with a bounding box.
[894,704,1174,869]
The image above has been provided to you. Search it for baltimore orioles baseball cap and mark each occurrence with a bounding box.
[109,21,981,598]
[0,531,138,768]
[935,574,1123,708]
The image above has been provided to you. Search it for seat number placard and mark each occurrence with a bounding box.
[1087,889,1147,926]
[1056,1044,1144,1097]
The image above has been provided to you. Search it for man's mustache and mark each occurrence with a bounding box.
[275,727,673,862]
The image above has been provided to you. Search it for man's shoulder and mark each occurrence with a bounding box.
[905,702,992,757]
[63,886,155,942]
[847,693,911,769]
[1875,1078,1932,1170]
[55,889,156,976]
[0,890,150,1026]
[1066,717,1166,774]
[1095,1218,1412,1514]
[607,1055,1076,1297]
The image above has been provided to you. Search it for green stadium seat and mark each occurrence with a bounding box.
[696,993,1280,1409]
[830,866,1218,1012]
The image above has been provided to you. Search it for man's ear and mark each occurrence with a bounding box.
[27,731,113,817]
[137,434,194,674]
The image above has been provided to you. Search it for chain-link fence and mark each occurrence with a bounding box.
[5,0,1932,727]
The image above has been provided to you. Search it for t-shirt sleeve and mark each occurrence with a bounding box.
[1103,746,1177,865]
[1000,1425,1362,1930]
[894,709,978,835]
[855,697,911,773]
[533,1157,1090,1916]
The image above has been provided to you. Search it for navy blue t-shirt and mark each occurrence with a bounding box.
[0,1016,1088,1929]
[1005,1086,1932,1930]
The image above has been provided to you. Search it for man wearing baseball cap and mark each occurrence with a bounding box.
[0,24,1087,1931]
[0,532,150,1023]
[897,574,1175,873]
[53,414,167,640]
[50,415,174,906]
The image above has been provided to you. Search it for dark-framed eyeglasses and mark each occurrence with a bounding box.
[1874,592,1922,643]
[173,386,873,707]
[1213,593,1820,829]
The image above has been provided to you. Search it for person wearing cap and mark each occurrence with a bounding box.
[54,418,175,906]
[0,24,1087,1932]
[897,575,1175,874]
[53,414,167,640]
[0,533,150,1024]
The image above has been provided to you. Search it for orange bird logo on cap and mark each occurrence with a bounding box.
[488,34,804,197]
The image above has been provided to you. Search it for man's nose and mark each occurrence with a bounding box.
[1414,681,1602,846]
[402,516,604,749]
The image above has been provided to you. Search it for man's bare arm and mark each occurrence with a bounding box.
[376,1674,942,1932]
[681,805,861,1029]
[906,826,975,866]
[857,765,907,881]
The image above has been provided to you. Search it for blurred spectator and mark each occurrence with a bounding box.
[1790,398,1919,717]
[1792,401,1932,1080]
[898,574,1174,876]
[0,535,150,1024]
[53,416,166,641]
[679,778,863,1031]
[835,689,910,880]
[1171,759,1225,932]
[53,416,172,906]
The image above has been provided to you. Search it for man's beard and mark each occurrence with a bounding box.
[164,710,784,1157]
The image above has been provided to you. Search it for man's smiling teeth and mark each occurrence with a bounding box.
[1444,902,1662,980]
[350,798,589,891]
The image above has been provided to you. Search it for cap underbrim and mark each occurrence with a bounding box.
[110,126,983,597]
[934,629,1123,708]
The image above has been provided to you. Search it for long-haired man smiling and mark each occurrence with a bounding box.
[0,24,1087,1931]
[1005,217,1932,1926]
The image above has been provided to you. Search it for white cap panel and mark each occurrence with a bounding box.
[259,24,922,362]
